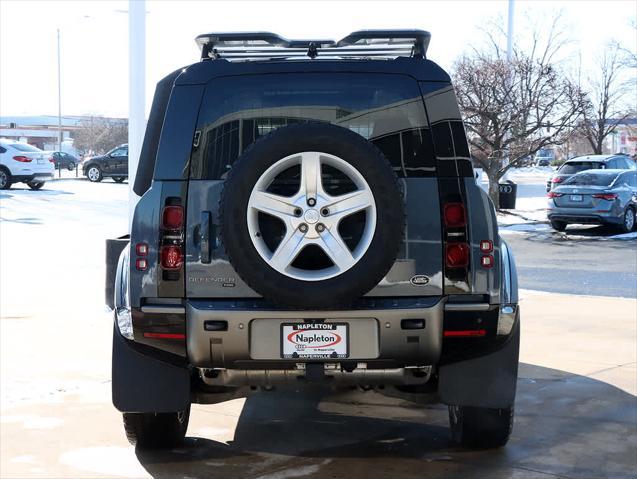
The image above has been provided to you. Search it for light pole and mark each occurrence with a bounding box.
[128,0,146,226]
[57,28,62,153]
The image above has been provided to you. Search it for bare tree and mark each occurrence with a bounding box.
[452,18,584,208]
[577,42,631,154]
[72,116,128,155]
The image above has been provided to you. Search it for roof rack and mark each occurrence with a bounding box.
[195,29,431,62]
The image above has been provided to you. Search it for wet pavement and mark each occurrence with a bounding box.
[2,364,636,479]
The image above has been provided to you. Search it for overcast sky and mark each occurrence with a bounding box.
[1,0,635,118]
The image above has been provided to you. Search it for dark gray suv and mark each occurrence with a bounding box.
[107,30,520,450]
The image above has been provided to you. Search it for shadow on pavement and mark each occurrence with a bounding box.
[136,363,637,479]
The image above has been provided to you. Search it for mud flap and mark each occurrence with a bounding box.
[112,324,190,413]
[438,317,520,409]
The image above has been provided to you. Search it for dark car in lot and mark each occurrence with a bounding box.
[547,169,637,232]
[106,30,520,451]
[51,151,80,170]
[547,154,636,191]
[82,144,128,182]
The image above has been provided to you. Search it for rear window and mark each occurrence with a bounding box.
[189,73,437,179]
[559,161,603,175]
[564,172,619,186]
[11,143,41,152]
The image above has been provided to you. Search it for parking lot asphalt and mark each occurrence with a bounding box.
[1,179,636,478]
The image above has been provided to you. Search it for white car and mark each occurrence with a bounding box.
[0,140,55,190]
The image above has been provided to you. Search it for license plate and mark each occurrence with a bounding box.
[37,158,45,164]
[570,195,583,202]
[281,323,348,359]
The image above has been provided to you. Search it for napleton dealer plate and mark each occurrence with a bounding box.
[281,323,349,359]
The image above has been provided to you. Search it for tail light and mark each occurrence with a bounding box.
[160,199,184,278]
[547,191,563,198]
[480,255,494,268]
[446,243,469,268]
[162,206,184,230]
[161,245,183,270]
[551,177,563,183]
[593,193,618,201]
[13,155,32,163]
[444,203,466,227]
[48,156,55,163]
[479,240,493,253]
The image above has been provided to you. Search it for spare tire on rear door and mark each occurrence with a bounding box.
[220,123,405,309]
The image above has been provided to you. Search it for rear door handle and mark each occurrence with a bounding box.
[199,211,211,263]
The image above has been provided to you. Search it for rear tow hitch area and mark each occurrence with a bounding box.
[199,364,433,389]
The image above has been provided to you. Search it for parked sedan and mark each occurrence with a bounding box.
[546,154,636,192]
[82,144,128,183]
[547,169,637,232]
[50,151,80,170]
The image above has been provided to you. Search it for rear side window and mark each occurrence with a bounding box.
[0,146,6,154]
[11,143,41,152]
[559,162,602,175]
[190,73,436,179]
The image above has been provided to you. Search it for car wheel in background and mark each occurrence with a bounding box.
[0,168,12,190]
[620,207,635,233]
[113,177,126,183]
[449,405,514,449]
[67,162,75,171]
[27,181,44,190]
[550,220,567,232]
[87,166,103,182]
[122,405,190,449]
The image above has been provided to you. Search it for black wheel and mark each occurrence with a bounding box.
[0,167,12,190]
[67,162,75,171]
[123,405,190,449]
[27,181,44,190]
[220,122,405,309]
[620,207,635,233]
[550,220,567,232]
[87,165,103,182]
[113,176,126,183]
[449,405,514,449]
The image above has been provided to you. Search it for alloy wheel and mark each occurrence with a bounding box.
[246,151,376,281]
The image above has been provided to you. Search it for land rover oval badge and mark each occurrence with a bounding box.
[410,275,430,286]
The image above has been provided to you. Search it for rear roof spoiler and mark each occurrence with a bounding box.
[195,29,431,62]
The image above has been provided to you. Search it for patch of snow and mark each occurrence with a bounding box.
[23,416,64,430]
[10,455,36,463]
[59,446,149,478]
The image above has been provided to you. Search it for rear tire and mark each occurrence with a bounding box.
[123,405,190,449]
[550,220,567,232]
[0,168,12,190]
[449,405,514,449]
[113,176,126,183]
[27,181,44,190]
[87,166,102,182]
[67,162,75,171]
[620,207,635,233]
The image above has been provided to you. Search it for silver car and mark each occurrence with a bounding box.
[547,169,637,232]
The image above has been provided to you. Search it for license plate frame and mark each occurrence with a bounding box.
[570,194,583,202]
[280,322,349,359]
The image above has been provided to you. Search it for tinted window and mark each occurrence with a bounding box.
[190,73,436,179]
[559,161,603,175]
[11,143,41,152]
[564,172,620,186]
[110,147,127,157]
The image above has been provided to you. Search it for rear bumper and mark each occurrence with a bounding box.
[12,173,54,183]
[548,211,621,225]
[185,299,445,369]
